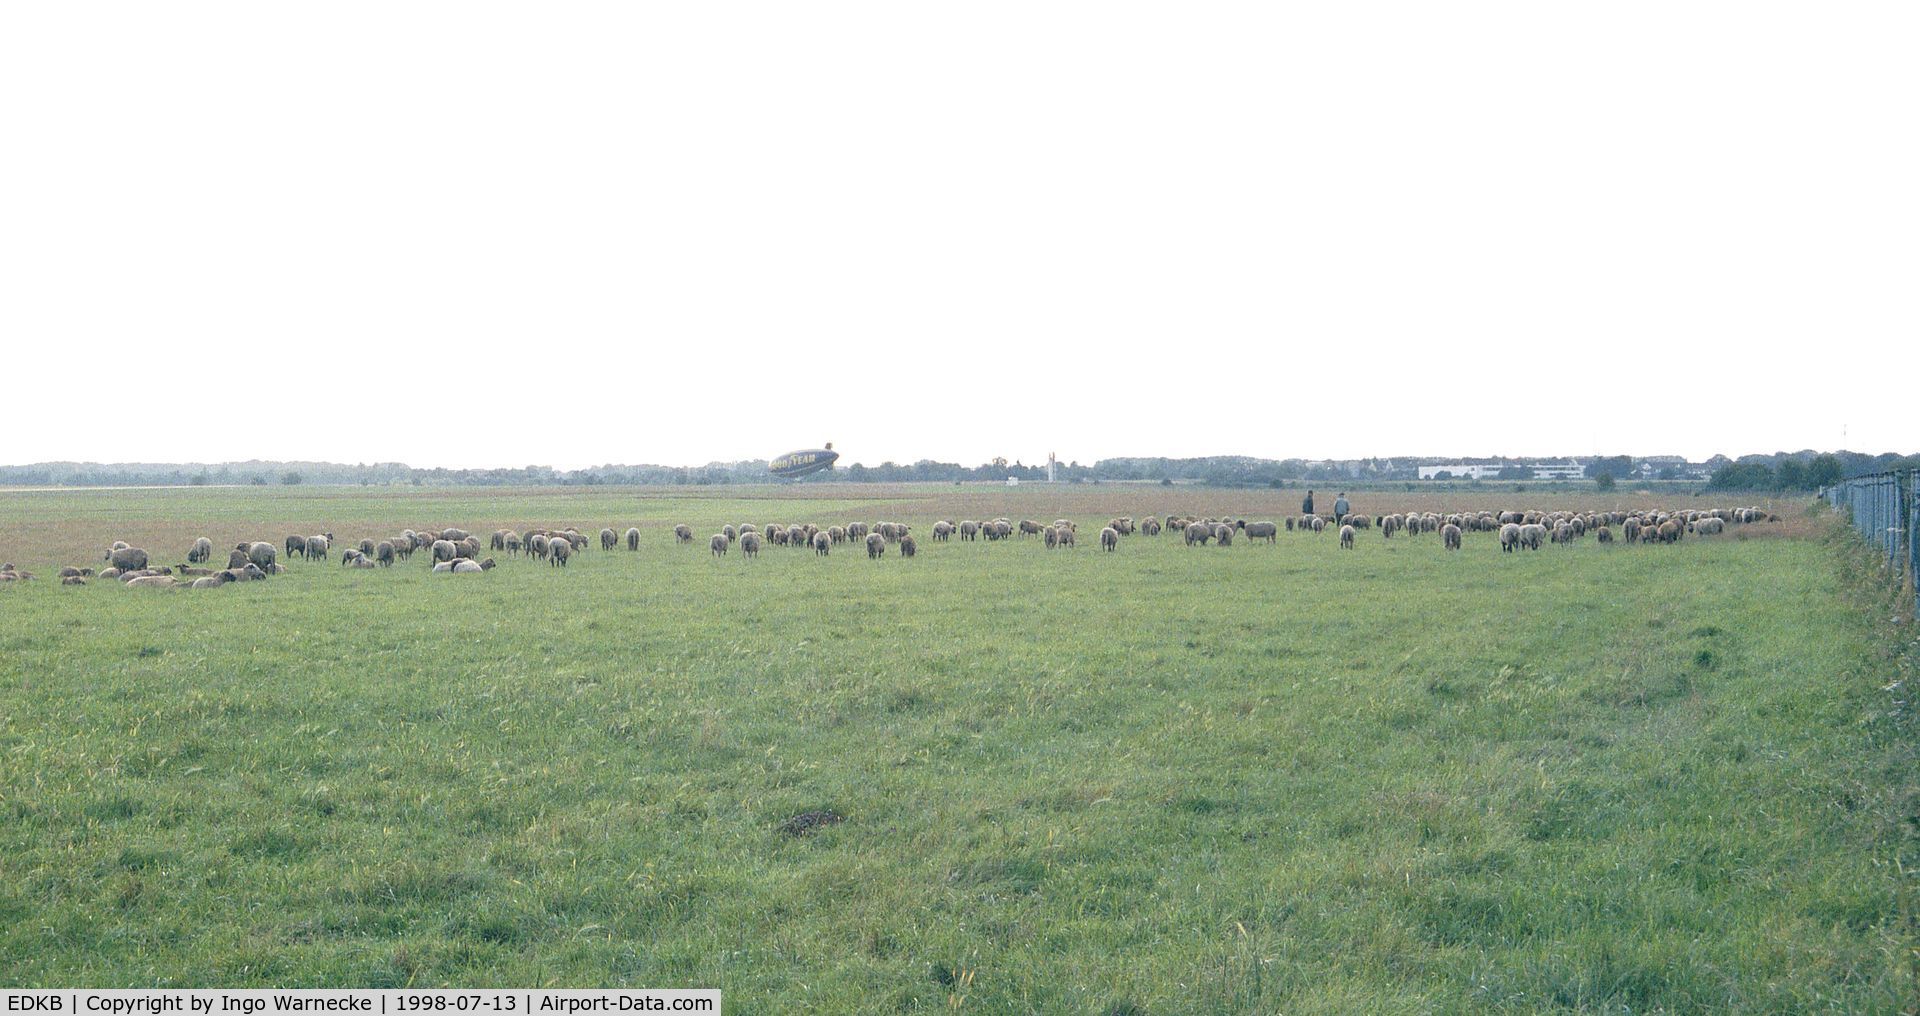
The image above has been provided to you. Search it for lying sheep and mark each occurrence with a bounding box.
[125,575,177,590]
[61,575,87,586]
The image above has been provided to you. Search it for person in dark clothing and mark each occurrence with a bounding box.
[1301,490,1314,516]
[1334,493,1350,520]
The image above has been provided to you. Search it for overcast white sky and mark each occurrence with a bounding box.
[3,3,1912,470]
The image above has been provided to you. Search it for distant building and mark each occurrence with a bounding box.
[1418,464,1504,480]
[1530,461,1586,480]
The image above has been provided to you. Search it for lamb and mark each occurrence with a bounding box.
[674,524,694,543]
[1100,526,1119,551]
[866,533,886,559]
[813,531,831,555]
[710,533,729,557]
[188,538,214,564]
[626,527,640,551]
[899,535,917,558]
[1442,523,1462,550]
[1339,524,1355,549]
[601,528,618,551]
[741,532,763,558]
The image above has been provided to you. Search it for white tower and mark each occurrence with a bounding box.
[1047,452,1057,483]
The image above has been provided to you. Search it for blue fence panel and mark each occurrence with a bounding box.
[1821,469,1917,616]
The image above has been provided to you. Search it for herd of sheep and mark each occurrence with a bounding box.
[0,505,1778,591]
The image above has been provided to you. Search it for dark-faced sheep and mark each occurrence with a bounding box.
[866,532,885,559]
[710,534,729,557]
[674,524,693,543]
[189,538,214,564]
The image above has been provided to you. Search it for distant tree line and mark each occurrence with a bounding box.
[2,450,1912,489]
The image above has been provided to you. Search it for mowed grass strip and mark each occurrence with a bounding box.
[0,489,1911,1012]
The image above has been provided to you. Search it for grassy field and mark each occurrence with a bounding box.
[0,485,1913,1012]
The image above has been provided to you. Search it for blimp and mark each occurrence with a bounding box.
[769,442,839,479]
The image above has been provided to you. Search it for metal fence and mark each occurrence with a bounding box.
[1820,469,1918,615]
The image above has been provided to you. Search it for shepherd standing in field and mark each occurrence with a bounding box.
[1334,492,1350,520]
[1302,489,1314,517]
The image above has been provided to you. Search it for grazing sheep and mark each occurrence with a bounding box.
[285,535,306,559]
[1100,526,1119,551]
[1019,520,1044,537]
[626,527,640,551]
[828,526,847,545]
[1185,523,1210,546]
[106,546,149,572]
[674,524,693,543]
[932,521,954,541]
[454,537,481,560]
[1658,520,1683,543]
[1212,525,1231,547]
[1058,527,1077,549]
[601,528,618,550]
[722,525,737,542]
[549,537,573,566]
[866,532,886,559]
[959,521,979,541]
[355,538,374,557]
[1310,516,1327,534]
[710,533,729,557]
[1439,523,1461,550]
[1520,524,1547,550]
[1694,517,1725,536]
[1141,517,1162,536]
[188,538,214,564]
[1044,527,1059,549]
[430,539,457,563]
[899,535,917,558]
[1596,526,1613,544]
[490,530,510,551]
[298,535,326,560]
[1499,523,1521,553]
[441,528,470,542]
[247,542,277,570]
[811,531,831,555]
[741,532,763,558]
[375,541,396,566]
[528,533,550,559]
[1339,524,1355,549]
[1242,521,1278,544]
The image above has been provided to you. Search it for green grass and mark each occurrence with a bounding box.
[0,487,1913,1012]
